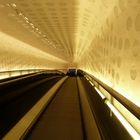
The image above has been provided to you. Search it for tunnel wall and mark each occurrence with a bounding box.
[0,31,67,72]
[78,0,140,132]
[0,0,139,133]
[0,2,68,74]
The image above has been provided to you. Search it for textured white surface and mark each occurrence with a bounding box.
[0,0,140,132]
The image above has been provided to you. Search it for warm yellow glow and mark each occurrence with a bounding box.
[89,81,94,86]
[0,31,67,71]
[0,32,67,63]
[78,1,140,131]
[74,0,118,62]
[0,73,9,79]
[105,100,140,140]
[113,98,140,134]
[0,0,140,134]
[83,70,140,108]
[115,87,140,108]
[94,87,106,100]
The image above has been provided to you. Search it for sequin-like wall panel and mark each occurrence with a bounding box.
[0,31,67,71]
[0,0,139,133]
[78,0,140,132]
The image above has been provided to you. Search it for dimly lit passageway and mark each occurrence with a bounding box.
[0,0,140,140]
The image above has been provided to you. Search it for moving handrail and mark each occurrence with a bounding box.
[0,71,54,93]
[0,70,62,105]
[0,69,44,75]
[0,75,61,105]
[0,71,47,86]
[0,69,64,87]
[0,76,62,138]
[0,73,37,83]
[84,72,140,120]
[2,77,68,140]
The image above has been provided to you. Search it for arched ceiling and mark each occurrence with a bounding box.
[0,0,140,134]
[0,0,117,64]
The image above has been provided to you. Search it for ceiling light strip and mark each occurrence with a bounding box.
[6,3,57,49]
[94,87,106,100]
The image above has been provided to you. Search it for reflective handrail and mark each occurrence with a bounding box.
[84,72,140,120]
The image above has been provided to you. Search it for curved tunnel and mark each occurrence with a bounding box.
[0,0,140,140]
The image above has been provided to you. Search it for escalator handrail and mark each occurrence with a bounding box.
[0,71,47,87]
[2,77,68,140]
[84,72,140,120]
[0,73,37,83]
[0,76,61,105]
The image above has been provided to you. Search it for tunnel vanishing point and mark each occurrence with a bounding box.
[0,0,140,140]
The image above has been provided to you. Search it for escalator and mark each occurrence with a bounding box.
[0,72,62,138]
[26,77,84,140]
[1,75,134,140]
[23,77,132,140]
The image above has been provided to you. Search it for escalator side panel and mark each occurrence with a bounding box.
[80,77,132,140]
[77,77,101,140]
[0,77,61,138]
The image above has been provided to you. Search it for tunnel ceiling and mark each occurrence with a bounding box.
[0,0,117,63]
[0,0,140,133]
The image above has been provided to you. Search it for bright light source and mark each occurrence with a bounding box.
[105,100,140,140]
[89,81,94,86]
[94,87,106,99]
[11,3,16,8]
[6,4,11,7]
[24,17,28,20]
[26,20,29,23]
[18,12,23,16]
[86,77,89,81]
[30,23,34,26]
[31,25,34,28]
